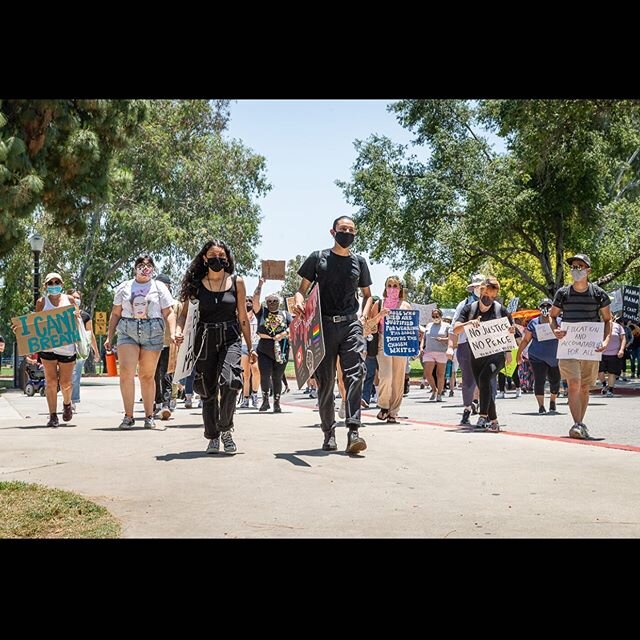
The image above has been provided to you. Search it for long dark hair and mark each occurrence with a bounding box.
[179,239,235,301]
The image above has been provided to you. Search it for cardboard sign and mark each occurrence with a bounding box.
[622,285,640,322]
[610,288,623,314]
[261,260,286,280]
[12,305,80,356]
[94,311,107,336]
[506,297,520,313]
[556,322,604,361]
[174,300,200,380]
[290,285,325,389]
[411,303,437,326]
[464,316,517,358]
[534,322,557,342]
[383,309,420,357]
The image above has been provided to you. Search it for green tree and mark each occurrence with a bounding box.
[0,100,147,257]
[0,100,270,338]
[339,99,640,297]
[278,255,307,298]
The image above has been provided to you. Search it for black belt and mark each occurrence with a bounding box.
[202,320,238,329]
[323,313,358,323]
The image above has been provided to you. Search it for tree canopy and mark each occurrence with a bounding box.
[339,99,640,303]
[0,99,147,257]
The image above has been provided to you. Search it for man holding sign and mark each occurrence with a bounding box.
[453,277,515,432]
[295,216,373,454]
[550,253,611,440]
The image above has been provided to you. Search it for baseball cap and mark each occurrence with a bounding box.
[566,253,591,268]
[466,273,486,292]
[44,272,63,284]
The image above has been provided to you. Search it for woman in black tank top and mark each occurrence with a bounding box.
[176,240,256,454]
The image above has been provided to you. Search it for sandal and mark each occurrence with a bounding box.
[386,416,398,424]
[376,408,389,421]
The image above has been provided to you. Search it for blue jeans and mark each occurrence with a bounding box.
[362,355,378,403]
[181,368,196,395]
[72,358,86,403]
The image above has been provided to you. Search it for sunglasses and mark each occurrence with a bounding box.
[47,280,62,285]
[570,265,587,271]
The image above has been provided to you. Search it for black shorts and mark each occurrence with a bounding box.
[38,351,77,364]
[598,354,622,376]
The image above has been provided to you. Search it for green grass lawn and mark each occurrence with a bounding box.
[0,481,121,538]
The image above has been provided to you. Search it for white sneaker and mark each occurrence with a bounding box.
[251,392,259,408]
[71,402,77,413]
[515,388,521,398]
[496,391,505,399]
[206,437,220,454]
[338,400,346,419]
[184,394,193,409]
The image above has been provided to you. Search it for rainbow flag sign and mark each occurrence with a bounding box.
[289,286,326,388]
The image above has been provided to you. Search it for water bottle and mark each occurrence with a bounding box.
[274,337,283,364]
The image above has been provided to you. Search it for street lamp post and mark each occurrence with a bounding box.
[13,234,45,389]
[30,233,44,309]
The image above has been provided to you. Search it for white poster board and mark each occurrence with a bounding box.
[534,322,557,342]
[556,322,604,361]
[411,303,437,326]
[174,300,200,380]
[464,316,517,358]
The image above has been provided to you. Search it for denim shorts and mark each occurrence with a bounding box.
[117,317,165,351]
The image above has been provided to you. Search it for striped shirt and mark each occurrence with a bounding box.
[552,283,610,322]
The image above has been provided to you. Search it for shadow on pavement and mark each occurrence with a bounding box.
[156,451,245,461]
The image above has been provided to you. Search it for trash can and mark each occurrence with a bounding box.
[105,350,118,376]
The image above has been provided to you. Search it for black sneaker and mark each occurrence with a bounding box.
[346,428,367,454]
[538,405,546,414]
[460,409,471,425]
[62,403,73,422]
[549,401,556,412]
[259,394,270,412]
[322,428,337,451]
[273,395,282,413]
[47,413,59,428]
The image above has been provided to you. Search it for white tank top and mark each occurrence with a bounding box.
[42,294,77,356]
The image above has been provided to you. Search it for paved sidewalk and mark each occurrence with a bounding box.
[1,379,639,538]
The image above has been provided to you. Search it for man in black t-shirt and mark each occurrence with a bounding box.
[296,216,374,454]
[550,253,611,440]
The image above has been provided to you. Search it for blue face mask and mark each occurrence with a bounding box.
[47,285,63,295]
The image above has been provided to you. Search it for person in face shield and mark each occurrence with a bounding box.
[516,299,561,414]
[550,254,612,440]
[252,290,291,413]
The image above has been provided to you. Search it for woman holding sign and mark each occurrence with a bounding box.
[374,276,413,424]
[453,277,515,432]
[516,299,561,414]
[34,273,78,427]
[175,240,256,455]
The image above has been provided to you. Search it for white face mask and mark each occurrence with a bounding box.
[571,268,587,281]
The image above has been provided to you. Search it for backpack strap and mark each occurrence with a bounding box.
[471,300,502,319]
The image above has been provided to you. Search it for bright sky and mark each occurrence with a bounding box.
[224,99,426,301]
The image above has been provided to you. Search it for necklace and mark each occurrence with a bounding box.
[207,273,226,303]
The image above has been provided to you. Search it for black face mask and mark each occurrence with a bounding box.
[334,231,355,248]
[480,295,492,306]
[207,257,228,272]
[246,305,253,312]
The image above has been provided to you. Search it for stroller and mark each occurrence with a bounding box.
[25,362,46,397]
